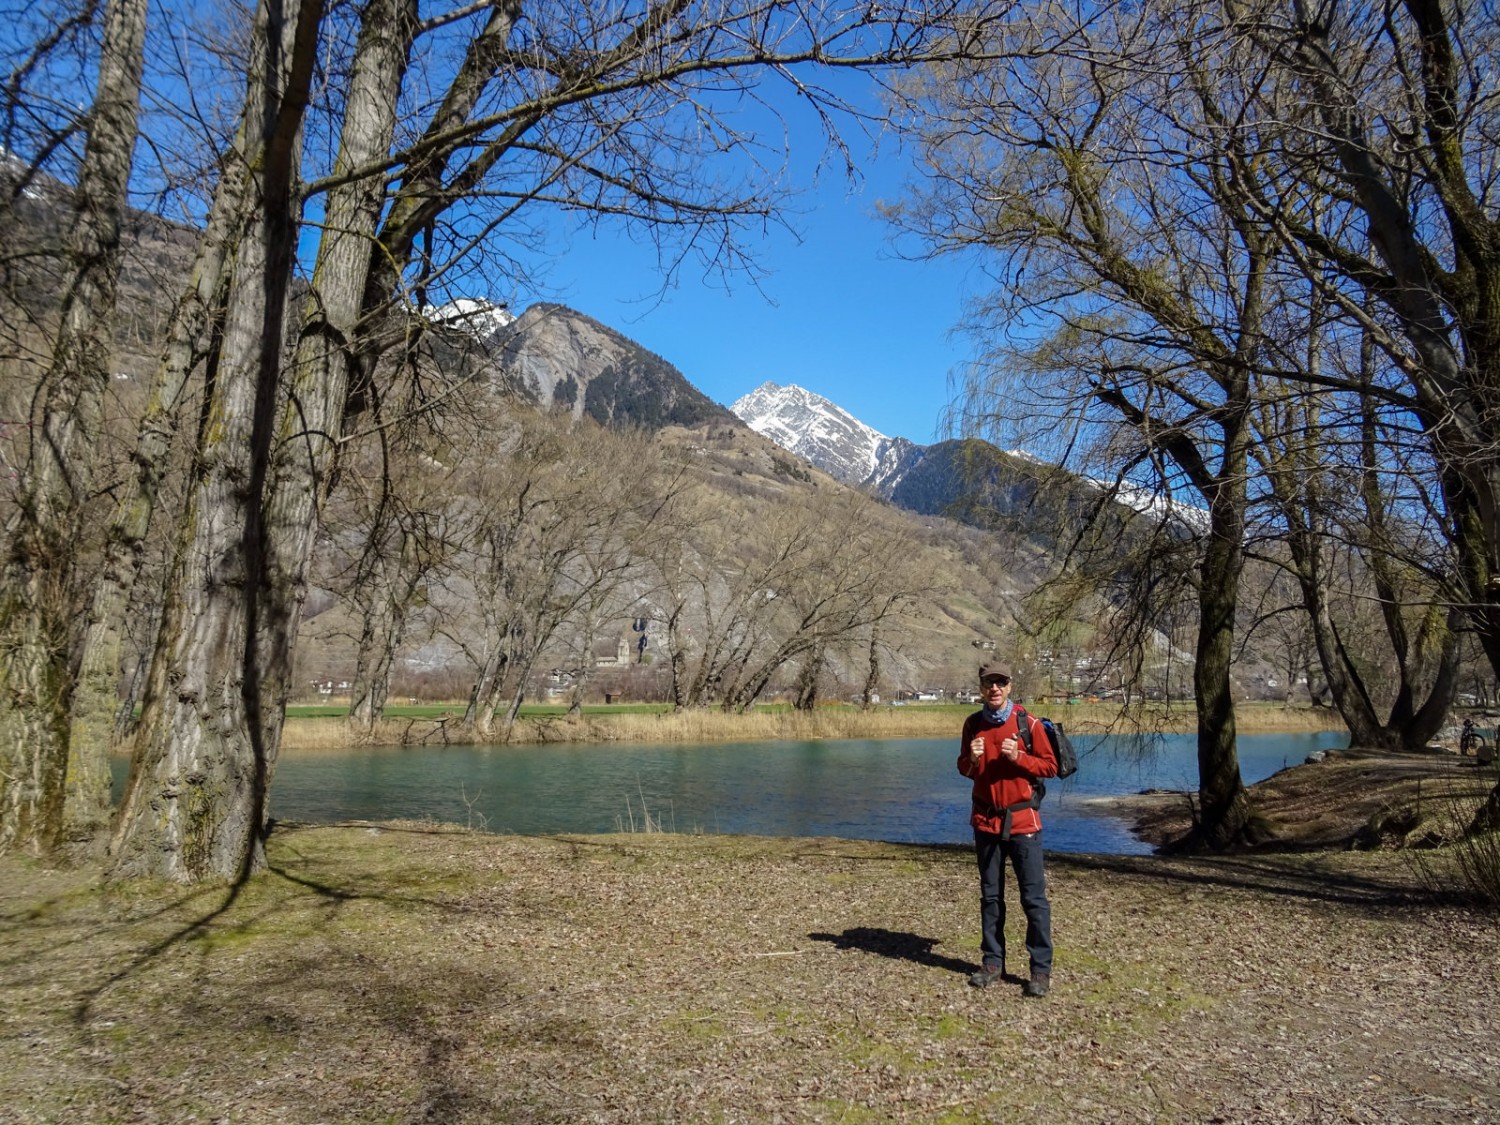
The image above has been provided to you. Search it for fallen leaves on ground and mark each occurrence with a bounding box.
[1,822,1497,1124]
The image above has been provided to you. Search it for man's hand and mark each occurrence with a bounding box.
[1000,736,1021,762]
[969,737,984,760]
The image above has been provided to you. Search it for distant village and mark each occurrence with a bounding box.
[303,627,1193,709]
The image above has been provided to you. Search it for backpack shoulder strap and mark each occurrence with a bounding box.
[1012,705,1033,754]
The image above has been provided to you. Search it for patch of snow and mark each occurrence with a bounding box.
[429,297,515,339]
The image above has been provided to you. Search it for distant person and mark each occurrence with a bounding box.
[957,661,1059,997]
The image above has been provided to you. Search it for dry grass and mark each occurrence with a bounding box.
[280,701,1342,752]
[2,825,1497,1124]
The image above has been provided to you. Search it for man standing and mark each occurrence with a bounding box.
[957,661,1058,997]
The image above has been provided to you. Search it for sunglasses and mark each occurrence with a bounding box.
[981,676,1011,688]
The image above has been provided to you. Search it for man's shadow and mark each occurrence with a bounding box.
[808,927,979,976]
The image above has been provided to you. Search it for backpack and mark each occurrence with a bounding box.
[992,706,1078,839]
[1013,705,1079,780]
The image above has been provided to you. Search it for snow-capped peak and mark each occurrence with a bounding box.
[428,297,515,339]
[731,381,915,491]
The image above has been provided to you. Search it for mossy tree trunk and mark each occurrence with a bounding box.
[0,0,148,853]
[109,0,326,880]
[65,99,249,842]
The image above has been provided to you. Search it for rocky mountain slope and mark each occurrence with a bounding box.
[291,300,1049,699]
[730,380,1211,539]
[472,302,740,431]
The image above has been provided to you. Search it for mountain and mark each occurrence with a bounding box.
[731,382,922,493]
[1,147,200,380]
[2,165,1254,708]
[430,297,516,337]
[476,303,739,431]
[731,381,1211,537]
[730,381,1053,534]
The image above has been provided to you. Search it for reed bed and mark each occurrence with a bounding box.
[279,700,1342,752]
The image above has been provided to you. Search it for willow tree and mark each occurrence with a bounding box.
[891,0,1500,846]
[887,3,1305,847]
[1249,322,1461,752]
[1226,0,1500,688]
[438,414,664,740]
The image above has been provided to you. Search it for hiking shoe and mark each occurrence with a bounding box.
[1023,971,1050,999]
[968,963,1006,989]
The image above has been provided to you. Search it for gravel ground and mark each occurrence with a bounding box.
[2,807,1498,1124]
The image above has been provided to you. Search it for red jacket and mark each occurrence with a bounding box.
[958,706,1059,836]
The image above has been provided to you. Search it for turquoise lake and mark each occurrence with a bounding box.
[142,729,1349,855]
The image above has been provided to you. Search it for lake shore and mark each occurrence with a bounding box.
[280,698,1344,751]
[3,817,1496,1123]
[1088,746,1498,853]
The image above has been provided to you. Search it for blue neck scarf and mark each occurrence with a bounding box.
[982,700,1014,726]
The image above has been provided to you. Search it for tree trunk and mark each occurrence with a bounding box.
[348,520,424,734]
[1167,367,1261,851]
[255,0,416,743]
[463,646,506,736]
[1189,491,1256,850]
[793,643,824,711]
[1284,528,1394,750]
[1403,612,1461,750]
[1468,778,1500,836]
[665,604,687,710]
[567,623,597,717]
[109,0,323,881]
[862,628,881,709]
[0,0,148,853]
[66,93,248,839]
[347,591,401,734]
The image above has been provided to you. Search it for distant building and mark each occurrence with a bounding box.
[593,635,632,667]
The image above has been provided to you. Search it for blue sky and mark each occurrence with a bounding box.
[522,175,984,446]
[496,75,991,447]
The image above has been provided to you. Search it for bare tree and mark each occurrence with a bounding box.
[1249,359,1459,750]
[718,491,923,711]
[1224,0,1500,687]
[440,415,569,737]
[488,426,677,735]
[643,485,923,713]
[431,413,673,737]
[889,3,1290,846]
[557,431,690,717]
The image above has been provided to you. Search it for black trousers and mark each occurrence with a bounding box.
[973,828,1053,974]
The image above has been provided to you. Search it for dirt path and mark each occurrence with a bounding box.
[2,813,1497,1124]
